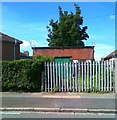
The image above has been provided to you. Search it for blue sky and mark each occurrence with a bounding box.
[2,2,115,60]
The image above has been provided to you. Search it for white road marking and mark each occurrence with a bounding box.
[0,112,21,115]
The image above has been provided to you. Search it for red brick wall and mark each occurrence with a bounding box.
[33,47,94,60]
[15,44,20,60]
[2,41,20,60]
[23,51,29,56]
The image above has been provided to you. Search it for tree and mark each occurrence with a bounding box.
[46,3,89,47]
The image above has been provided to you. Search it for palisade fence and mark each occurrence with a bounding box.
[42,60,115,92]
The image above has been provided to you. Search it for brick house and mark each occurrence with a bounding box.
[32,46,94,61]
[20,51,32,59]
[0,32,23,60]
[101,49,117,61]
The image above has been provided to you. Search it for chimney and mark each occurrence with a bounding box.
[23,51,29,56]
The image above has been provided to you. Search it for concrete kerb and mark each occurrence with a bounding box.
[0,108,117,113]
[87,109,117,113]
[60,108,88,113]
[0,108,34,111]
[34,108,60,112]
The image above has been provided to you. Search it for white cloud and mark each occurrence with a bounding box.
[30,40,48,47]
[94,44,115,61]
[20,39,47,48]
[30,40,39,47]
[21,40,31,48]
[20,40,32,56]
[109,15,115,20]
[20,39,48,56]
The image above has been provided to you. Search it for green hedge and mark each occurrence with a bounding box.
[2,59,44,92]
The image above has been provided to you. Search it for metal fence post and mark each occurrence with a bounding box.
[41,71,44,92]
[115,58,117,93]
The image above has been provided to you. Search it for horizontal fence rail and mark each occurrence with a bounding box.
[43,60,115,92]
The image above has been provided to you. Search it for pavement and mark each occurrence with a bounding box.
[1,92,117,114]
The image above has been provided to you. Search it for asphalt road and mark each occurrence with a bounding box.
[2,93,116,109]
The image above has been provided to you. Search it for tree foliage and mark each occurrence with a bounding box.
[46,3,89,47]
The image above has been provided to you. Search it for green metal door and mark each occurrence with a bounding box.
[54,57,70,84]
[54,57,70,63]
